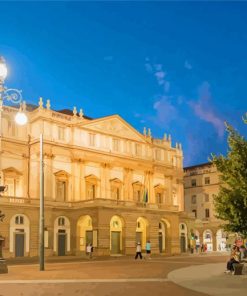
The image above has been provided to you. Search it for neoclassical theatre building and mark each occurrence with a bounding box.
[0,98,185,258]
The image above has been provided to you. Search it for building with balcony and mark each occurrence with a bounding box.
[0,98,185,258]
[184,162,228,252]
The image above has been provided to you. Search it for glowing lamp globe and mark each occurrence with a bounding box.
[0,56,7,82]
[15,111,28,126]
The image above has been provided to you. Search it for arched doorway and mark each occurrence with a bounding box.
[203,229,213,251]
[54,216,70,256]
[10,214,30,257]
[216,229,227,251]
[77,215,93,253]
[110,215,123,254]
[194,230,200,252]
[179,223,188,253]
[136,217,148,250]
[158,221,167,253]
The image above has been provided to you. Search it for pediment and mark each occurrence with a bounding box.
[54,170,70,178]
[81,115,146,142]
[2,167,22,176]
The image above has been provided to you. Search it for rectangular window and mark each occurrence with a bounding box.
[205,193,209,202]
[192,209,197,218]
[135,144,141,156]
[205,177,210,185]
[58,127,65,140]
[205,208,210,218]
[191,179,197,187]
[111,187,120,199]
[8,121,16,137]
[156,192,163,204]
[112,138,120,151]
[89,133,95,146]
[56,181,66,201]
[5,178,16,196]
[88,184,96,199]
[134,190,141,202]
[191,195,197,204]
[155,149,161,161]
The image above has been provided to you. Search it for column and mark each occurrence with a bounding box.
[123,168,133,201]
[80,161,86,200]
[71,159,80,201]
[177,179,184,211]
[44,154,53,200]
[165,175,172,205]
[148,171,155,203]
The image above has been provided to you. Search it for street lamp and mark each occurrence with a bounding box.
[0,56,45,271]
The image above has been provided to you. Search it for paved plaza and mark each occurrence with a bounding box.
[0,254,246,296]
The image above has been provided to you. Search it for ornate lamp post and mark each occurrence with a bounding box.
[0,188,7,273]
[0,56,29,273]
[0,56,45,271]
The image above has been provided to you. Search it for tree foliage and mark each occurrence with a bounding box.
[211,120,247,237]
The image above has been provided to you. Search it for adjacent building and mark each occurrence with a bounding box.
[184,162,228,251]
[0,98,185,258]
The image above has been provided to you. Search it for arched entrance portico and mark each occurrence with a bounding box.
[77,215,93,253]
[179,223,188,253]
[110,215,124,254]
[194,230,200,252]
[203,229,213,251]
[136,217,148,250]
[158,219,170,253]
[216,229,227,251]
[10,214,30,257]
[54,216,70,256]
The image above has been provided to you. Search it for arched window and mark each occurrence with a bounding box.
[15,215,24,225]
[58,217,65,226]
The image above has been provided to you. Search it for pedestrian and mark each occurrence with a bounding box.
[86,243,92,259]
[145,240,151,259]
[195,242,200,253]
[135,242,142,259]
[201,243,204,253]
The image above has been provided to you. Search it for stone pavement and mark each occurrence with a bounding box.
[0,254,246,296]
[168,262,247,296]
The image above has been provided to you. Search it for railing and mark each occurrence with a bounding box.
[0,195,180,212]
[0,196,29,204]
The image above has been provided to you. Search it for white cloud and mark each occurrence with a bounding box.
[189,81,225,138]
[153,95,178,126]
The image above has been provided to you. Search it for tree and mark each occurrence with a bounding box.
[211,120,247,237]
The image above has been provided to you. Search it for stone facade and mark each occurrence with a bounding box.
[0,98,184,258]
[184,162,229,252]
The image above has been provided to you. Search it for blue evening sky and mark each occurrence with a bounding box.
[0,1,247,166]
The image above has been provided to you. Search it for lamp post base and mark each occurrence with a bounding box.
[0,258,8,274]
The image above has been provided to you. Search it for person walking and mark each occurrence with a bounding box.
[135,242,142,259]
[145,240,151,259]
[86,243,93,259]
